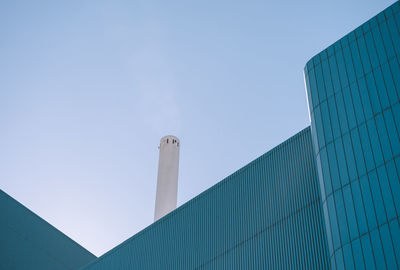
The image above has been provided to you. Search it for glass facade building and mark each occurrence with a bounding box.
[304,1,400,269]
[81,127,330,270]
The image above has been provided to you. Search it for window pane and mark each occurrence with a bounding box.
[336,92,349,134]
[343,243,355,270]
[361,234,376,270]
[377,166,396,220]
[380,224,397,269]
[335,137,349,186]
[370,229,386,269]
[386,160,400,214]
[327,143,341,191]
[343,133,357,181]
[383,109,400,157]
[360,175,377,230]
[368,170,387,226]
[375,114,392,162]
[343,185,359,240]
[358,77,373,120]
[350,128,366,177]
[335,190,350,245]
[366,119,384,167]
[351,180,368,235]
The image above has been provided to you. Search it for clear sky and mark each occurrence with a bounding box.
[0,0,395,256]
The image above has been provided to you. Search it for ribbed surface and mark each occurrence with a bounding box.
[81,127,330,270]
[304,1,400,269]
[0,190,96,270]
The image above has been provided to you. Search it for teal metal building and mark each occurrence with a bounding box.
[0,190,96,270]
[304,1,400,269]
[1,2,399,270]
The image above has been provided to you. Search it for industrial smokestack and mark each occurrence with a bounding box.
[154,135,180,221]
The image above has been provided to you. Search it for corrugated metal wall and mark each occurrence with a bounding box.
[304,1,400,269]
[0,190,96,270]
[81,127,330,270]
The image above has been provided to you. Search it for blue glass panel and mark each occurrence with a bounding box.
[314,106,325,148]
[368,170,387,226]
[359,124,375,172]
[386,160,400,215]
[351,180,368,235]
[321,101,333,143]
[387,16,400,56]
[315,63,327,102]
[378,20,395,59]
[351,239,365,270]
[335,190,350,245]
[392,103,400,135]
[335,137,349,186]
[343,133,357,181]
[372,69,390,110]
[350,82,365,125]
[366,119,384,167]
[328,97,341,139]
[370,229,386,269]
[365,31,380,70]
[383,109,400,157]
[361,234,376,270]
[343,185,358,240]
[388,58,400,100]
[375,114,393,162]
[376,166,396,220]
[343,45,356,85]
[381,62,398,106]
[360,175,378,230]
[343,85,357,130]
[358,77,373,120]
[327,143,341,191]
[380,223,397,270]
[320,148,332,196]
[322,59,334,97]
[350,128,367,177]
[323,201,334,254]
[336,49,349,88]
[365,73,382,115]
[329,55,341,93]
[317,154,327,200]
[335,249,345,270]
[388,219,400,265]
[371,25,387,65]
[308,68,319,109]
[343,243,355,270]
[336,92,349,134]
[357,36,372,74]
[349,39,364,79]
[328,195,341,250]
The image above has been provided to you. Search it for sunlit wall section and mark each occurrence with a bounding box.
[304,2,400,269]
[81,127,330,270]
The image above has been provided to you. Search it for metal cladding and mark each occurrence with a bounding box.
[3,2,400,269]
[0,190,96,270]
[80,127,331,269]
[154,135,180,221]
[304,1,400,269]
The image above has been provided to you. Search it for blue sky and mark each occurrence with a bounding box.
[0,0,395,256]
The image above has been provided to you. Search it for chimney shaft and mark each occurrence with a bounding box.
[154,135,180,221]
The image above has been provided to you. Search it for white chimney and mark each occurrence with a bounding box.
[154,135,180,221]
